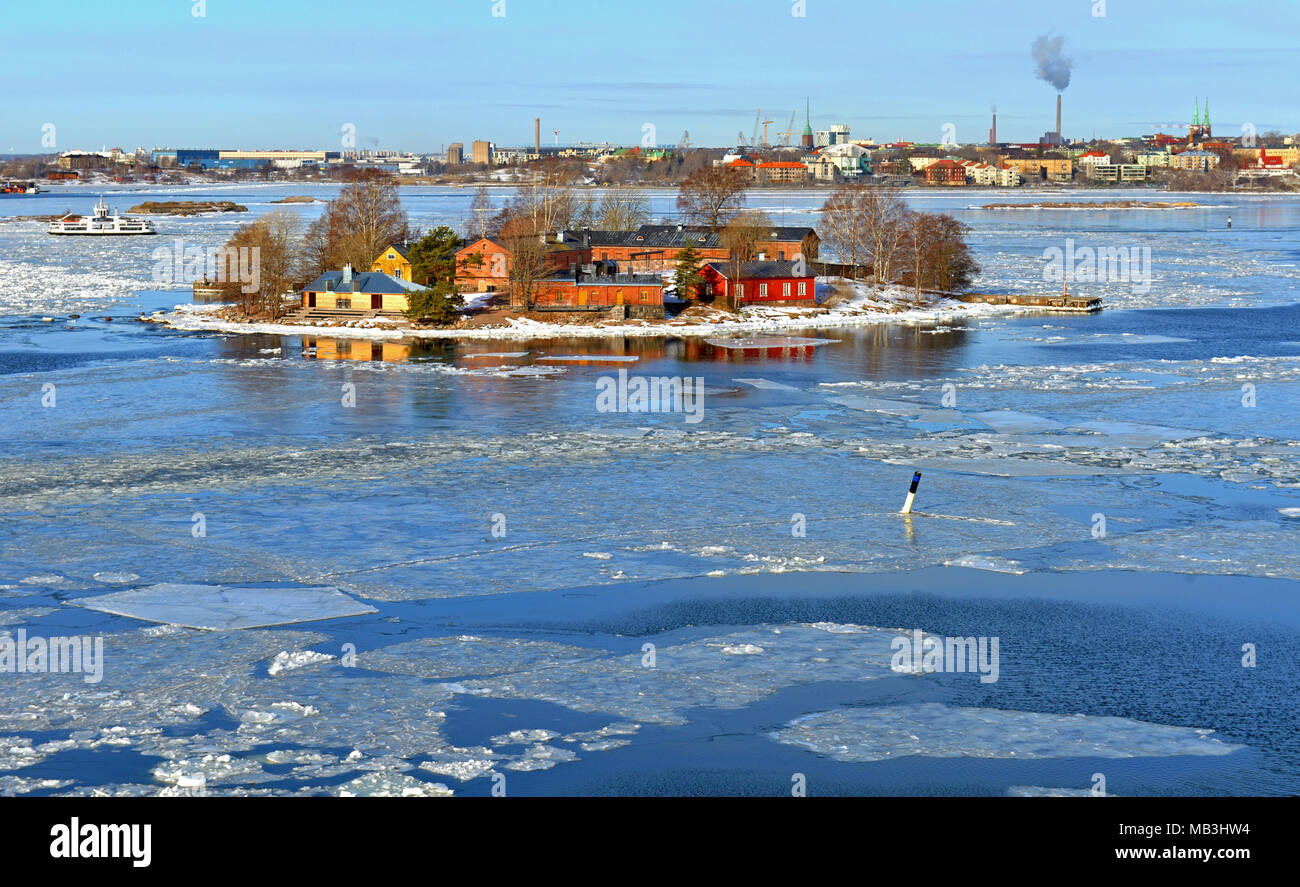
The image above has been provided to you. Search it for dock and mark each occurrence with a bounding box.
[955,292,1103,312]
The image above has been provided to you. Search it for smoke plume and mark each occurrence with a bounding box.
[1032,34,1072,91]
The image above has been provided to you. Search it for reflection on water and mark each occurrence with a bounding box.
[303,337,413,363]
[213,325,975,379]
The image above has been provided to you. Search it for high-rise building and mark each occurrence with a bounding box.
[447,143,464,165]
[471,140,493,165]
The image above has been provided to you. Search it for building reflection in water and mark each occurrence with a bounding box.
[302,337,412,363]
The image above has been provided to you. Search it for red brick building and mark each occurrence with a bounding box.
[457,224,820,288]
[699,260,816,306]
[924,158,968,185]
[530,263,665,319]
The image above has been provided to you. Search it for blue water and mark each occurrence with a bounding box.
[1,184,1297,795]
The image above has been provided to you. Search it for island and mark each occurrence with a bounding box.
[126,200,248,215]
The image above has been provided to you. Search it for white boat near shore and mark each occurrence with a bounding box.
[48,197,156,235]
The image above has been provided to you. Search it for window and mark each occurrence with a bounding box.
[640,290,648,302]
[336,297,351,309]
[759,283,768,296]
[798,281,806,296]
[783,282,791,296]
[395,269,402,279]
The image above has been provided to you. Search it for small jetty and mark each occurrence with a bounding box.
[192,280,229,302]
[955,292,1102,312]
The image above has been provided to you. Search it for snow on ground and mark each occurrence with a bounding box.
[154,278,1029,342]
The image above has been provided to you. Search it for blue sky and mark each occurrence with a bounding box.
[3,0,1296,153]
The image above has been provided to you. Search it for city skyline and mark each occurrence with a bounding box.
[3,0,1297,153]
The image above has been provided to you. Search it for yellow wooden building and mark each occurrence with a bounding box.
[371,243,414,282]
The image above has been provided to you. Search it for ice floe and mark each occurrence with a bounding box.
[74,584,378,630]
[770,703,1243,762]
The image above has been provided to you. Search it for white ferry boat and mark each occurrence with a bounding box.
[48,197,156,235]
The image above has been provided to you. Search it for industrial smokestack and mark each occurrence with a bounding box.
[535,118,540,154]
[1056,94,1062,139]
[990,111,997,145]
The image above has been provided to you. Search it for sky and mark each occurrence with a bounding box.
[2,0,1297,154]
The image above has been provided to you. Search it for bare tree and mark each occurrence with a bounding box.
[596,187,650,230]
[719,210,773,312]
[860,185,910,293]
[505,160,578,237]
[302,173,409,275]
[819,185,871,279]
[676,166,749,232]
[225,209,302,319]
[468,186,494,241]
[923,214,981,293]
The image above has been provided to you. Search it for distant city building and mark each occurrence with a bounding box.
[472,140,493,165]
[1168,150,1220,171]
[447,143,464,165]
[924,159,967,186]
[1188,98,1212,144]
[757,161,810,184]
[1000,151,1073,181]
[814,124,851,148]
[1086,164,1148,183]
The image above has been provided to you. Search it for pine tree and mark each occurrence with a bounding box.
[673,237,705,301]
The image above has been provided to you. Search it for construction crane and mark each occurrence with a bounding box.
[777,109,797,146]
[676,130,692,152]
[761,118,774,146]
[751,110,762,148]
[737,130,747,148]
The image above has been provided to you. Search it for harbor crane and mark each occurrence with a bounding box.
[761,118,774,146]
[777,109,797,146]
[751,110,762,147]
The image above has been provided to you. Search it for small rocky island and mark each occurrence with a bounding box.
[270,195,319,204]
[126,200,248,215]
[979,200,1205,210]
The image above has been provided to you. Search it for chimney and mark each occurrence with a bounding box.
[555,230,564,243]
[535,118,540,155]
[990,112,997,146]
[1056,94,1062,139]
[342,264,352,285]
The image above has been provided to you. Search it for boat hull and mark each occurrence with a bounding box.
[48,229,157,236]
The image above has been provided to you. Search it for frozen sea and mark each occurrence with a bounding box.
[1,183,1298,796]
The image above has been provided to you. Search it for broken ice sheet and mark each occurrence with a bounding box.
[458,624,919,726]
[356,635,598,681]
[769,703,1243,763]
[971,410,1065,434]
[336,772,453,797]
[73,583,377,630]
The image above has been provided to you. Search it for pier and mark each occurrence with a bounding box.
[954,292,1103,312]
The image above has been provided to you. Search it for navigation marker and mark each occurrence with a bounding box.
[901,471,922,514]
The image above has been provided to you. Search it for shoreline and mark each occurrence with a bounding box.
[153,295,1042,341]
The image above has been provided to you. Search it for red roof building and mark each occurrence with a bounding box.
[924,158,967,185]
[699,260,815,306]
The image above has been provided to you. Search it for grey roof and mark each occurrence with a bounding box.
[304,270,424,294]
[557,224,816,252]
[542,271,663,286]
[703,260,812,279]
[638,224,815,242]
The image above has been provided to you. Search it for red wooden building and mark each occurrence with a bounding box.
[699,260,816,306]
